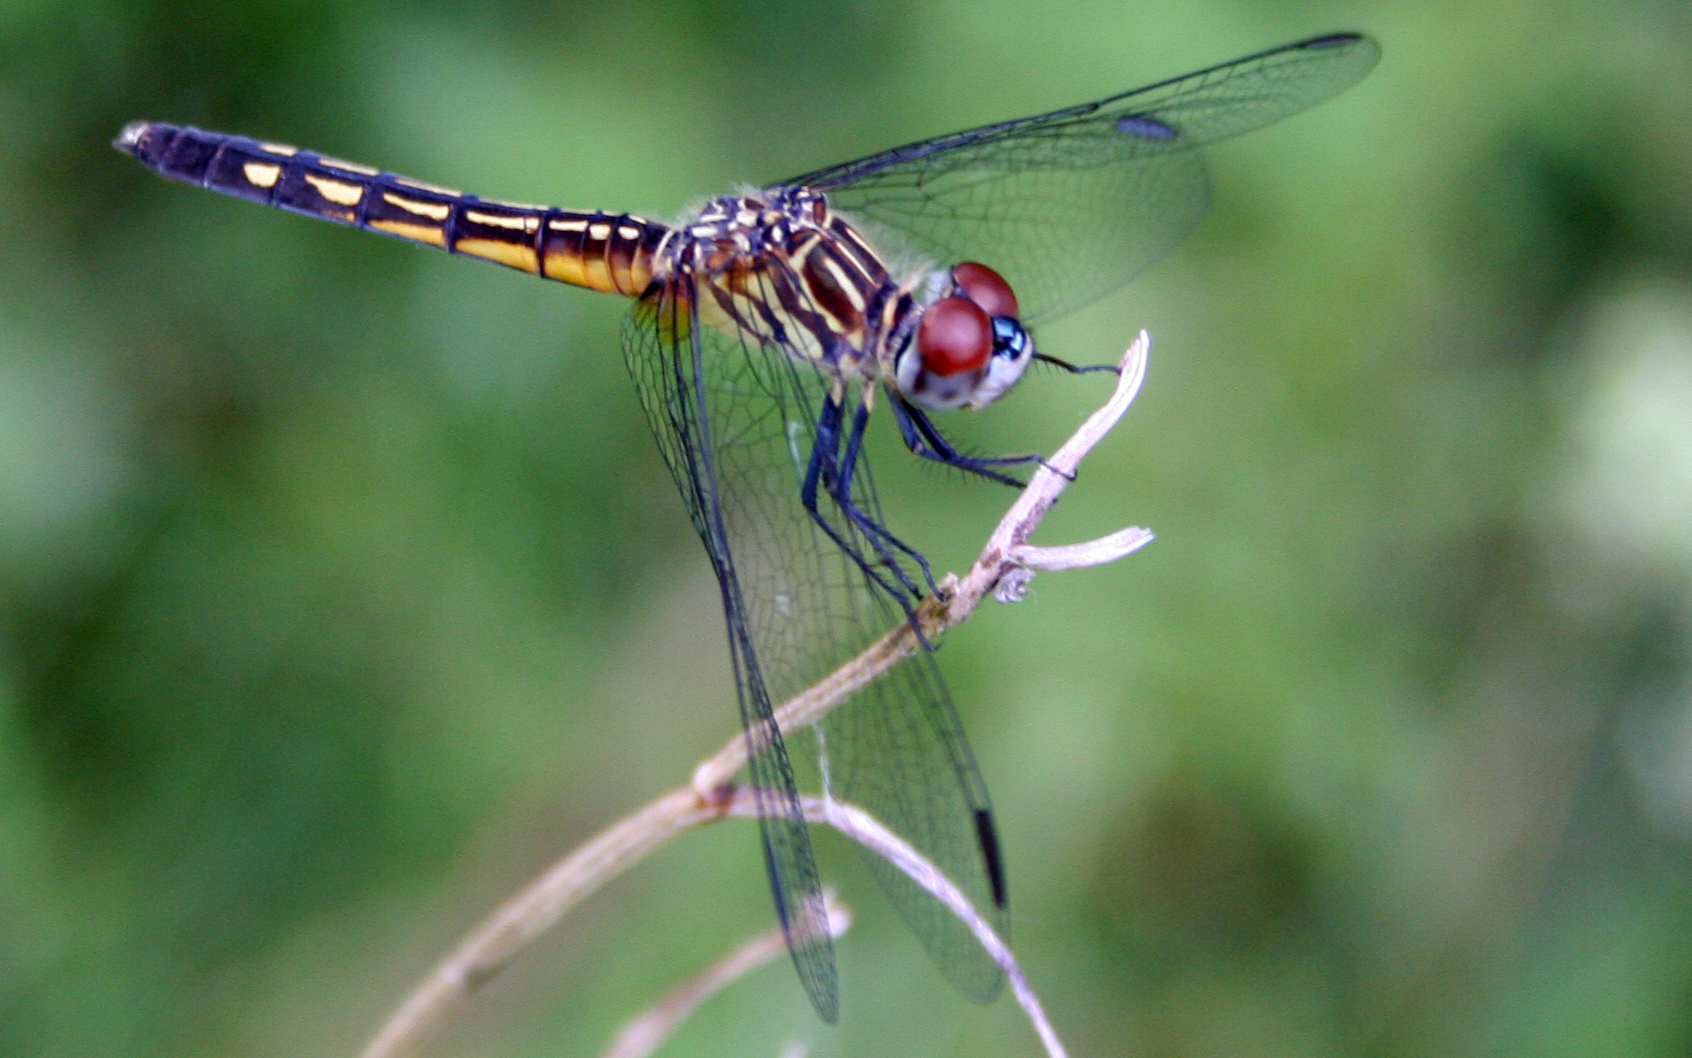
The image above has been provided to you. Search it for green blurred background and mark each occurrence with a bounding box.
[4,1,1692,1056]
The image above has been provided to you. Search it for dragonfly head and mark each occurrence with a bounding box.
[895,262,1035,411]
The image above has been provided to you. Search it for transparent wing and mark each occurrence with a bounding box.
[825,646,1008,1001]
[623,283,838,1021]
[621,265,1008,1010]
[782,33,1380,321]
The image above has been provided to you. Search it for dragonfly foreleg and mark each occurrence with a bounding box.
[888,395,1044,487]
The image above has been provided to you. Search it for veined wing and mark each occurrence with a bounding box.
[621,266,1008,1016]
[782,33,1380,322]
[623,281,838,1021]
[824,641,1008,1002]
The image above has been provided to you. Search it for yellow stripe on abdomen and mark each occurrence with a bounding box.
[114,123,668,296]
[539,211,662,296]
[450,205,542,274]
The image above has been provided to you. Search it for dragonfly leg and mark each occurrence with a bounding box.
[799,391,928,614]
[834,394,939,597]
[888,395,1048,486]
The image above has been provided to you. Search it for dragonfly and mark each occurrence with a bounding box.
[117,32,1378,1022]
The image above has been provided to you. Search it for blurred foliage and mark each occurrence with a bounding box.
[3,1,1692,1056]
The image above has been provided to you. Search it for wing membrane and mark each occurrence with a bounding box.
[622,263,1008,1013]
[825,647,1007,1000]
[781,33,1380,320]
[623,284,838,1021]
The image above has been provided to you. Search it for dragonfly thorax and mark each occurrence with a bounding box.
[669,186,903,384]
[671,188,1037,411]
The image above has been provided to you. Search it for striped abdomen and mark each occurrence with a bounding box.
[116,122,669,298]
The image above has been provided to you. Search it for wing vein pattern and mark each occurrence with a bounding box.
[623,257,1010,1017]
[782,34,1379,322]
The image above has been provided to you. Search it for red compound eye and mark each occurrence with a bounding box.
[953,261,1018,318]
[917,296,993,376]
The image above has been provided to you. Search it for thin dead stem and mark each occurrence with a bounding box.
[600,892,852,1058]
[358,332,1153,1058]
[723,790,1071,1058]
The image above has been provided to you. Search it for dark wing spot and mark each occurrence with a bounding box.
[1115,114,1179,140]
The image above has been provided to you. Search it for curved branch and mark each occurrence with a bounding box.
[600,891,852,1058]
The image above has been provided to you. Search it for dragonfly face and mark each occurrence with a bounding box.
[116,31,1379,1025]
[895,260,1037,411]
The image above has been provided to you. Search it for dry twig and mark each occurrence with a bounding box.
[724,791,1071,1058]
[600,892,852,1058]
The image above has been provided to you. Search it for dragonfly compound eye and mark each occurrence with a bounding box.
[991,315,1028,359]
[917,296,993,376]
[951,261,1018,319]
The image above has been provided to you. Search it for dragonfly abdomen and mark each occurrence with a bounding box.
[115,122,667,297]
